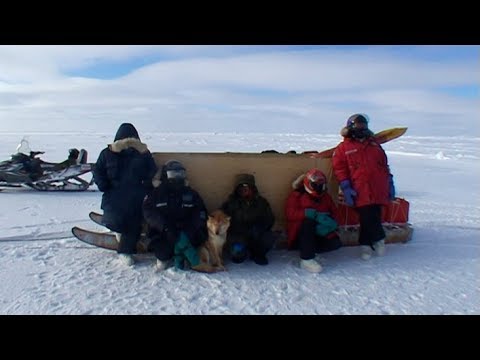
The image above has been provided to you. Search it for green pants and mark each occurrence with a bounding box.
[174,232,200,269]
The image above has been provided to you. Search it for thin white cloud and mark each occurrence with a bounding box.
[0,46,478,136]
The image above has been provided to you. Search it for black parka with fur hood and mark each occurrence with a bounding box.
[93,123,158,233]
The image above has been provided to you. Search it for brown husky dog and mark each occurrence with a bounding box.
[198,209,231,271]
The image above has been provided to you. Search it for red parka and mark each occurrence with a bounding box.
[285,177,340,249]
[332,135,391,208]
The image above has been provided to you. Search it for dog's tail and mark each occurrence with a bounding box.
[191,263,225,273]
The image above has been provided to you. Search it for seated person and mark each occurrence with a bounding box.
[285,169,342,273]
[221,173,275,266]
[143,160,208,272]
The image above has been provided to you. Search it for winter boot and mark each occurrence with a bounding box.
[252,255,269,266]
[118,254,135,266]
[251,252,269,266]
[300,258,323,273]
[360,245,372,260]
[373,239,386,257]
[155,259,168,272]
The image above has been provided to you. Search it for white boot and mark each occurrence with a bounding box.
[360,245,372,260]
[300,258,323,273]
[373,239,386,257]
[155,259,168,272]
[118,254,134,266]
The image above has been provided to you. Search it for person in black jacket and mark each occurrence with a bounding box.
[143,160,208,272]
[93,123,158,266]
[221,173,275,265]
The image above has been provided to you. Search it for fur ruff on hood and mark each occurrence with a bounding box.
[340,127,374,138]
[109,137,149,154]
[292,173,306,190]
[234,173,256,188]
[340,127,350,137]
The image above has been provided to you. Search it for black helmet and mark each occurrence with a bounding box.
[346,113,372,139]
[346,113,369,128]
[161,160,186,183]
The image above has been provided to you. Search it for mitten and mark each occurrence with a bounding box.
[340,180,357,207]
[304,208,318,220]
[315,213,338,236]
[388,174,395,201]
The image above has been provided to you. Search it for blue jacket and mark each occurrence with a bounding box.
[93,123,157,233]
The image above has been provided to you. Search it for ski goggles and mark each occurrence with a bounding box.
[352,120,368,129]
[166,169,186,180]
[310,181,326,193]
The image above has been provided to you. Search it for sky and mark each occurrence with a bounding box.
[0,132,478,314]
[0,45,478,136]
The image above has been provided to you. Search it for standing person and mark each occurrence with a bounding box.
[93,123,158,266]
[221,174,275,265]
[332,113,395,260]
[143,160,209,272]
[285,169,342,273]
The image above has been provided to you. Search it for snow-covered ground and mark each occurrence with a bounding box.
[0,132,478,315]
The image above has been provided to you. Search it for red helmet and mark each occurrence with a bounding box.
[303,169,327,196]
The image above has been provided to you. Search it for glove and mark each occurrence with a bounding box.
[304,208,318,220]
[315,213,338,237]
[388,174,395,201]
[340,180,357,207]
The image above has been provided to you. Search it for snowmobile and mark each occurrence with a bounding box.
[0,139,95,191]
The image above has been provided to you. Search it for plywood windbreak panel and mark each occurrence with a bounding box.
[152,152,337,231]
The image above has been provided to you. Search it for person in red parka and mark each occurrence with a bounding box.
[285,168,342,273]
[332,113,395,260]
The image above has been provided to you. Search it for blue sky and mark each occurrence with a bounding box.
[0,45,478,136]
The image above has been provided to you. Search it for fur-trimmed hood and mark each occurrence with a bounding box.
[109,137,149,154]
[292,173,306,190]
[230,173,259,197]
[340,126,374,138]
[234,173,256,188]
[340,126,350,137]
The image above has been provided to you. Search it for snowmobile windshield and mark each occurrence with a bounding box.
[16,139,31,155]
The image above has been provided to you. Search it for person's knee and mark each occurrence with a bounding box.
[300,219,317,236]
